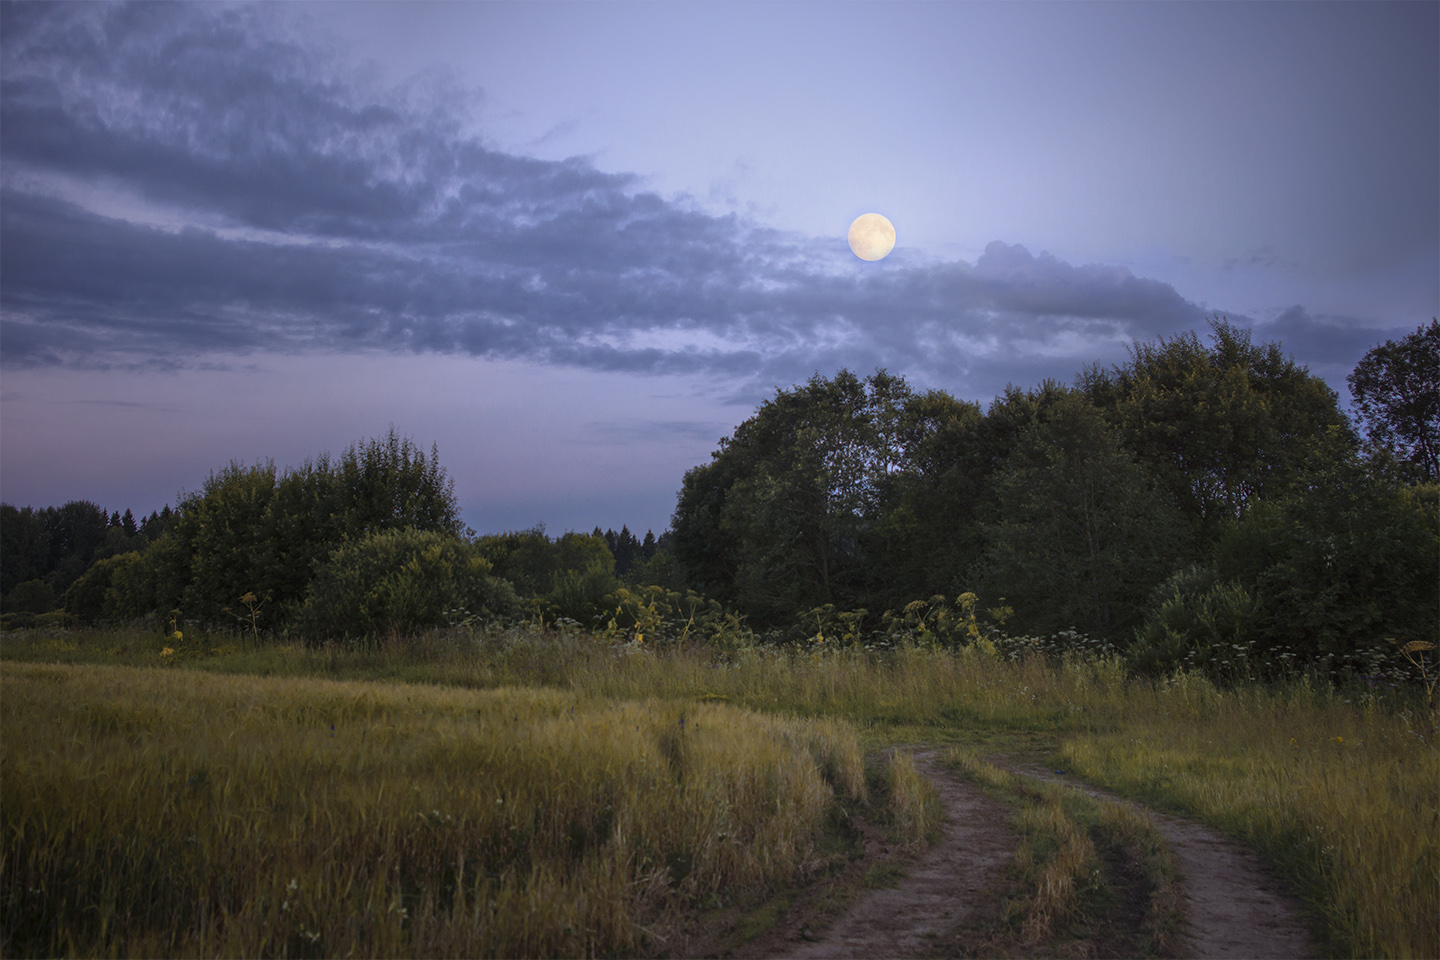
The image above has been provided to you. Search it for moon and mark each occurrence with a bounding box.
[847,213,896,261]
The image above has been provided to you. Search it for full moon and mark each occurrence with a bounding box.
[847,213,896,261]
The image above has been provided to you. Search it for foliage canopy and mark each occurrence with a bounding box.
[1347,318,1440,482]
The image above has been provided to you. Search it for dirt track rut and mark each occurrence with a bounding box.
[759,753,1313,959]
[1006,761,1314,959]
[775,753,1013,958]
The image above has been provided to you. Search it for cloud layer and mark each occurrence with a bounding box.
[0,3,1363,398]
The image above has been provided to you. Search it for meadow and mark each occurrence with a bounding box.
[2,623,1436,958]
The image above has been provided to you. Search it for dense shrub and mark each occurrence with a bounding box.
[148,429,465,627]
[476,527,615,597]
[296,528,519,642]
[1130,455,1439,684]
[544,561,619,626]
[62,551,158,626]
[597,583,742,646]
[1128,565,1265,681]
[3,579,54,615]
[1214,462,1438,678]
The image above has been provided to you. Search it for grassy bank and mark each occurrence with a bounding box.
[0,623,1134,734]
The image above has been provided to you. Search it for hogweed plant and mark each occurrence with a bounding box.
[1390,637,1437,707]
[222,591,268,643]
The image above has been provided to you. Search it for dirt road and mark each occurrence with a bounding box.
[1005,760,1314,959]
[753,752,1313,959]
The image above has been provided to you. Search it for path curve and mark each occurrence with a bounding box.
[999,759,1315,959]
[753,751,1314,960]
[760,752,1014,959]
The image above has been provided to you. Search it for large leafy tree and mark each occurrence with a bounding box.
[0,500,119,599]
[0,505,49,596]
[1079,318,1352,547]
[864,387,988,613]
[979,390,1186,641]
[875,380,1077,616]
[42,501,110,583]
[1347,319,1440,482]
[672,369,922,625]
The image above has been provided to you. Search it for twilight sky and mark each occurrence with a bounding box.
[2,2,1436,537]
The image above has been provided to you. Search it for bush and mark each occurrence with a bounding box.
[3,579,54,615]
[61,553,147,624]
[544,561,619,626]
[146,429,466,627]
[296,528,519,642]
[597,584,743,647]
[1214,463,1438,680]
[476,527,615,598]
[1128,565,1264,682]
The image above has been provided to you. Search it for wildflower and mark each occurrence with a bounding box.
[160,647,175,658]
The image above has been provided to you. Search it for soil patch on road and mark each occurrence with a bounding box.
[736,751,1017,959]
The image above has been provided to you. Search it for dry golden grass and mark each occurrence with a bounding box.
[3,627,1435,956]
[1,661,866,957]
[1094,799,1185,956]
[1012,795,1098,946]
[879,751,944,851]
[944,753,1099,947]
[1062,672,1440,959]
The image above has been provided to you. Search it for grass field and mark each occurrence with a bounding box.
[2,624,1436,957]
[2,661,892,957]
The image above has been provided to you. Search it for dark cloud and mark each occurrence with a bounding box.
[0,2,1340,397]
[1254,305,1418,395]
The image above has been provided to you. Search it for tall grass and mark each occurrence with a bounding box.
[877,752,945,851]
[1,661,866,957]
[0,625,1131,733]
[3,625,1436,956]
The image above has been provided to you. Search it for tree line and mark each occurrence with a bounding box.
[1,319,1435,685]
[0,428,685,641]
[670,319,1437,679]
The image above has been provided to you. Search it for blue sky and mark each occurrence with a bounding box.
[1,1,1435,536]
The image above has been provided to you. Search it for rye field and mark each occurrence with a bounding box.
[2,624,1436,958]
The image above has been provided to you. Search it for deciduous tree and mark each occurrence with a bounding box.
[1348,319,1440,482]
[979,391,1185,641]
[672,370,919,625]
[1080,319,1351,546]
